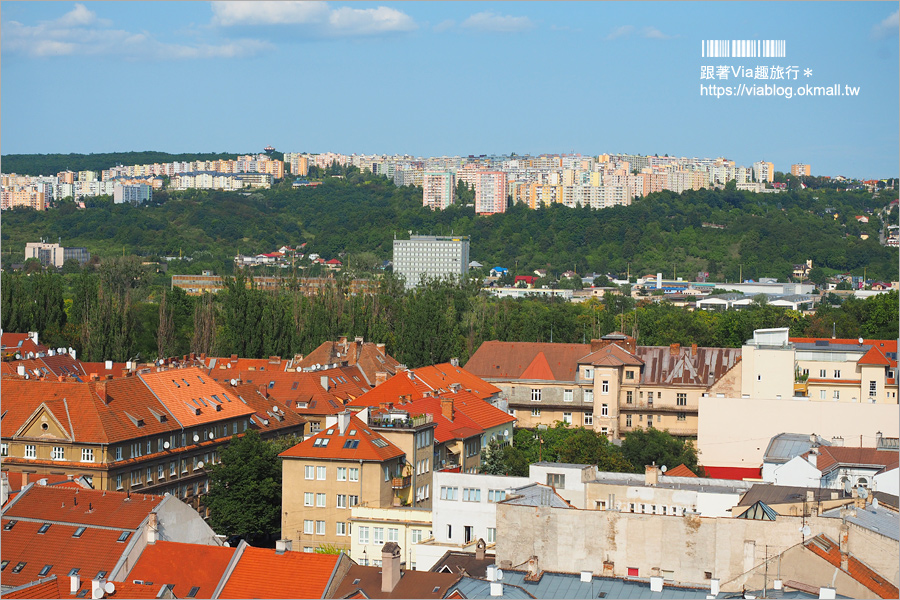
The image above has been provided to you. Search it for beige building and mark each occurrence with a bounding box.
[349,505,432,569]
[791,163,812,176]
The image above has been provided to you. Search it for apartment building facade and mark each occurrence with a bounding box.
[474,171,509,215]
[422,171,456,210]
[392,235,470,289]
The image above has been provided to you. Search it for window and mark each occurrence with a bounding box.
[181,459,188,473]
[359,526,370,544]
[819,369,826,378]
[305,465,315,480]
[870,381,877,395]
[547,473,565,489]
[349,495,359,507]
[601,404,609,417]
[833,390,840,400]
[531,408,541,417]
[304,547,314,553]
[388,528,399,542]
[441,486,458,500]
[12,562,26,574]
[584,412,594,426]
[73,527,86,538]
[3,520,16,531]
[677,393,687,406]
[602,381,609,394]
[531,388,541,402]
[317,466,327,480]
[313,438,330,447]
[25,445,36,459]
[169,461,176,476]
[117,532,131,543]
[626,414,632,427]
[564,389,573,402]
[626,391,633,404]
[584,367,593,380]
[488,489,506,502]
[336,494,347,509]
[447,525,452,539]
[834,370,841,379]
[158,464,165,480]
[304,492,314,507]
[562,412,572,425]
[487,527,497,543]
[677,412,686,421]
[337,522,347,536]
[625,370,635,380]
[316,493,326,507]
[0,444,7,457]
[316,521,325,535]
[187,587,200,599]
[52,446,64,460]
[463,488,481,502]
[131,470,141,486]
[116,474,123,489]
[411,529,423,543]
[147,467,153,483]
[233,421,238,435]
[38,523,51,534]
[349,468,359,482]
[584,389,594,403]
[304,519,314,534]
[820,390,827,400]
[374,527,384,545]
[337,467,347,481]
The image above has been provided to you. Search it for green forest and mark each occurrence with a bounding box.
[1,166,895,283]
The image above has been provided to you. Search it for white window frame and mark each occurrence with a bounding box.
[337,522,347,536]
[304,519,314,534]
[531,408,541,417]
[316,493,326,507]
[531,388,541,402]
[316,520,325,535]
[81,448,94,463]
[359,526,370,544]
[304,492,314,507]
[601,404,609,417]
[563,412,572,425]
[336,494,347,509]
[487,527,496,543]
[52,446,65,460]
[584,412,594,426]
[388,528,399,542]
[349,468,359,482]
[676,393,687,406]
[337,467,347,481]
[601,380,609,394]
[317,466,327,480]
[564,389,573,402]
[305,465,315,480]
[374,527,384,545]
[584,389,594,403]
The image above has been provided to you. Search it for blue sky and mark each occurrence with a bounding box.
[2,1,897,178]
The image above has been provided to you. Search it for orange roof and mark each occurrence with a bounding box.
[666,464,698,477]
[4,485,164,529]
[3,576,162,599]
[790,338,897,368]
[1,378,107,442]
[805,534,899,598]
[236,366,371,409]
[580,344,643,367]
[438,390,515,430]
[349,370,434,408]
[279,415,404,462]
[139,367,255,427]
[814,446,900,474]
[465,341,592,382]
[218,546,340,599]
[413,363,502,400]
[128,541,235,599]
[205,356,286,377]
[519,352,556,380]
[859,346,892,366]
[2,472,77,492]
[294,339,401,384]
[230,383,308,432]
[400,397,484,443]
[79,361,130,378]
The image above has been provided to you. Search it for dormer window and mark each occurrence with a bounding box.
[38,523,51,534]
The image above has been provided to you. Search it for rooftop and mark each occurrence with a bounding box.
[278,414,404,462]
[333,563,461,599]
[804,534,899,598]
[502,484,572,508]
[127,541,235,599]
[763,433,831,465]
[218,545,341,599]
[819,504,900,541]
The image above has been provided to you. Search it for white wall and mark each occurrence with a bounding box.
[698,397,900,469]
[432,471,530,545]
[771,456,822,487]
[528,464,594,508]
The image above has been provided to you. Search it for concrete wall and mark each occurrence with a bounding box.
[528,464,594,509]
[432,471,530,544]
[697,397,900,468]
[495,501,848,585]
[741,345,795,399]
[349,505,432,569]
[771,456,822,487]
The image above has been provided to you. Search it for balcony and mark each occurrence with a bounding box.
[391,475,411,490]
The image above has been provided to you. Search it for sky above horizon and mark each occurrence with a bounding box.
[2,1,898,179]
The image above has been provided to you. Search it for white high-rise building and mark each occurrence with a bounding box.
[392,235,470,289]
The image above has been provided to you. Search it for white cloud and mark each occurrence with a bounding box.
[434,19,456,33]
[211,1,416,36]
[2,4,271,59]
[210,1,329,26]
[642,26,673,40]
[461,11,534,33]
[872,10,899,39]
[605,25,633,40]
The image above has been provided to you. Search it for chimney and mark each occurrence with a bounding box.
[337,412,351,435]
[645,463,660,487]
[397,364,408,372]
[17,365,26,377]
[487,564,496,581]
[774,579,783,590]
[375,372,388,386]
[91,576,106,599]
[876,431,883,448]
[839,524,849,571]
[375,343,386,355]
[450,357,459,367]
[441,397,454,421]
[590,339,602,353]
[831,436,843,447]
[22,472,29,486]
[381,542,402,593]
[691,343,698,356]
[710,579,720,596]
[70,573,81,595]
[450,383,462,394]
[29,331,39,345]
[669,343,680,356]
[105,360,113,370]
[355,336,364,344]
[258,385,268,398]
[490,582,503,597]
[321,375,330,391]
[807,452,817,469]
[475,539,486,560]
[147,512,158,544]
[276,539,293,554]
[526,556,539,579]
[657,272,663,289]
[650,576,663,592]
[230,354,238,361]
[96,381,109,404]
[819,588,836,600]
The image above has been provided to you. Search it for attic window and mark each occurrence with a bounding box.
[197,376,205,384]
[352,579,361,585]
[372,439,388,448]
[187,587,200,598]
[343,439,360,449]
[269,381,275,389]
[291,382,299,390]
[12,562,26,574]
[172,380,180,388]
[73,527,86,538]
[222,393,231,402]
[38,523,51,534]
[598,593,607,598]
[0,561,8,571]
[76,589,89,598]
[4,520,17,531]
[432,586,441,593]
[211,395,221,404]
[39,564,53,576]
[349,429,357,435]
[325,428,334,435]
[296,402,308,409]
[182,379,190,387]
[117,532,131,543]
[313,438,330,447]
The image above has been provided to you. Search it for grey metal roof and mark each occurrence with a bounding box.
[494,571,713,599]
[504,484,572,508]
[872,491,899,509]
[450,577,534,598]
[763,433,830,464]
[531,462,593,469]
[820,504,900,541]
[735,500,779,520]
[590,472,755,495]
[738,484,851,507]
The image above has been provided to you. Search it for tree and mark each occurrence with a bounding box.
[807,267,827,287]
[156,289,175,359]
[620,428,700,474]
[204,430,289,543]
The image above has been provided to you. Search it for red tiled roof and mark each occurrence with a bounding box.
[815,446,900,474]
[294,340,401,384]
[128,541,235,599]
[333,564,460,599]
[413,364,501,400]
[399,397,484,444]
[230,383,308,432]
[789,338,897,368]
[139,367,256,427]
[439,391,515,430]
[859,346,892,366]
[1,333,48,357]
[807,378,862,384]
[666,464,698,477]
[349,371,434,408]
[2,472,76,492]
[234,367,370,415]
[79,361,130,378]
[279,415,404,462]
[218,546,340,599]
[579,344,643,367]
[465,341,592,382]
[805,534,899,598]
[3,577,162,599]
[519,352,556,380]
[4,485,164,529]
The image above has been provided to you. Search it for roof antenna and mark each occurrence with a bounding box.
[832,322,836,339]
[74,496,78,506]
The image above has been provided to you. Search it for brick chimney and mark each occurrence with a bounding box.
[375,372,388,386]
[258,385,269,398]
[645,463,660,487]
[839,524,849,571]
[475,538,486,560]
[147,512,158,544]
[691,343,698,356]
[441,397,454,421]
[590,339,603,353]
[96,381,109,404]
[381,542,402,593]
[376,343,386,355]
[669,343,681,356]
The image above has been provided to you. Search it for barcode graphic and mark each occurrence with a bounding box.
[701,40,785,58]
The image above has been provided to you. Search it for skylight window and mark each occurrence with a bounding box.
[117,532,131,543]
[1,561,8,571]
[187,587,200,598]
[325,429,334,435]
[211,395,221,403]
[182,379,190,387]
[349,429,357,435]
[343,439,360,449]
[3,520,17,531]
[172,380,180,388]
[313,438,331,447]
[39,564,53,576]
[73,527,86,538]
[97,571,107,578]
[197,376,205,384]
[76,589,89,598]
[432,586,441,593]
[221,393,230,402]
[372,439,388,448]
[69,568,80,576]
[269,381,275,389]
[291,382,299,390]
[38,523,51,534]
[12,562,26,574]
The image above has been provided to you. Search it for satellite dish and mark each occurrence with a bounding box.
[197,461,204,469]
[858,486,869,499]
[273,406,279,413]
[104,582,115,594]
[209,432,215,440]
[163,441,170,449]
[858,337,864,345]
[661,465,667,473]
[496,569,503,580]
[92,587,104,599]
[193,433,200,443]
[230,379,237,386]
[843,479,852,494]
